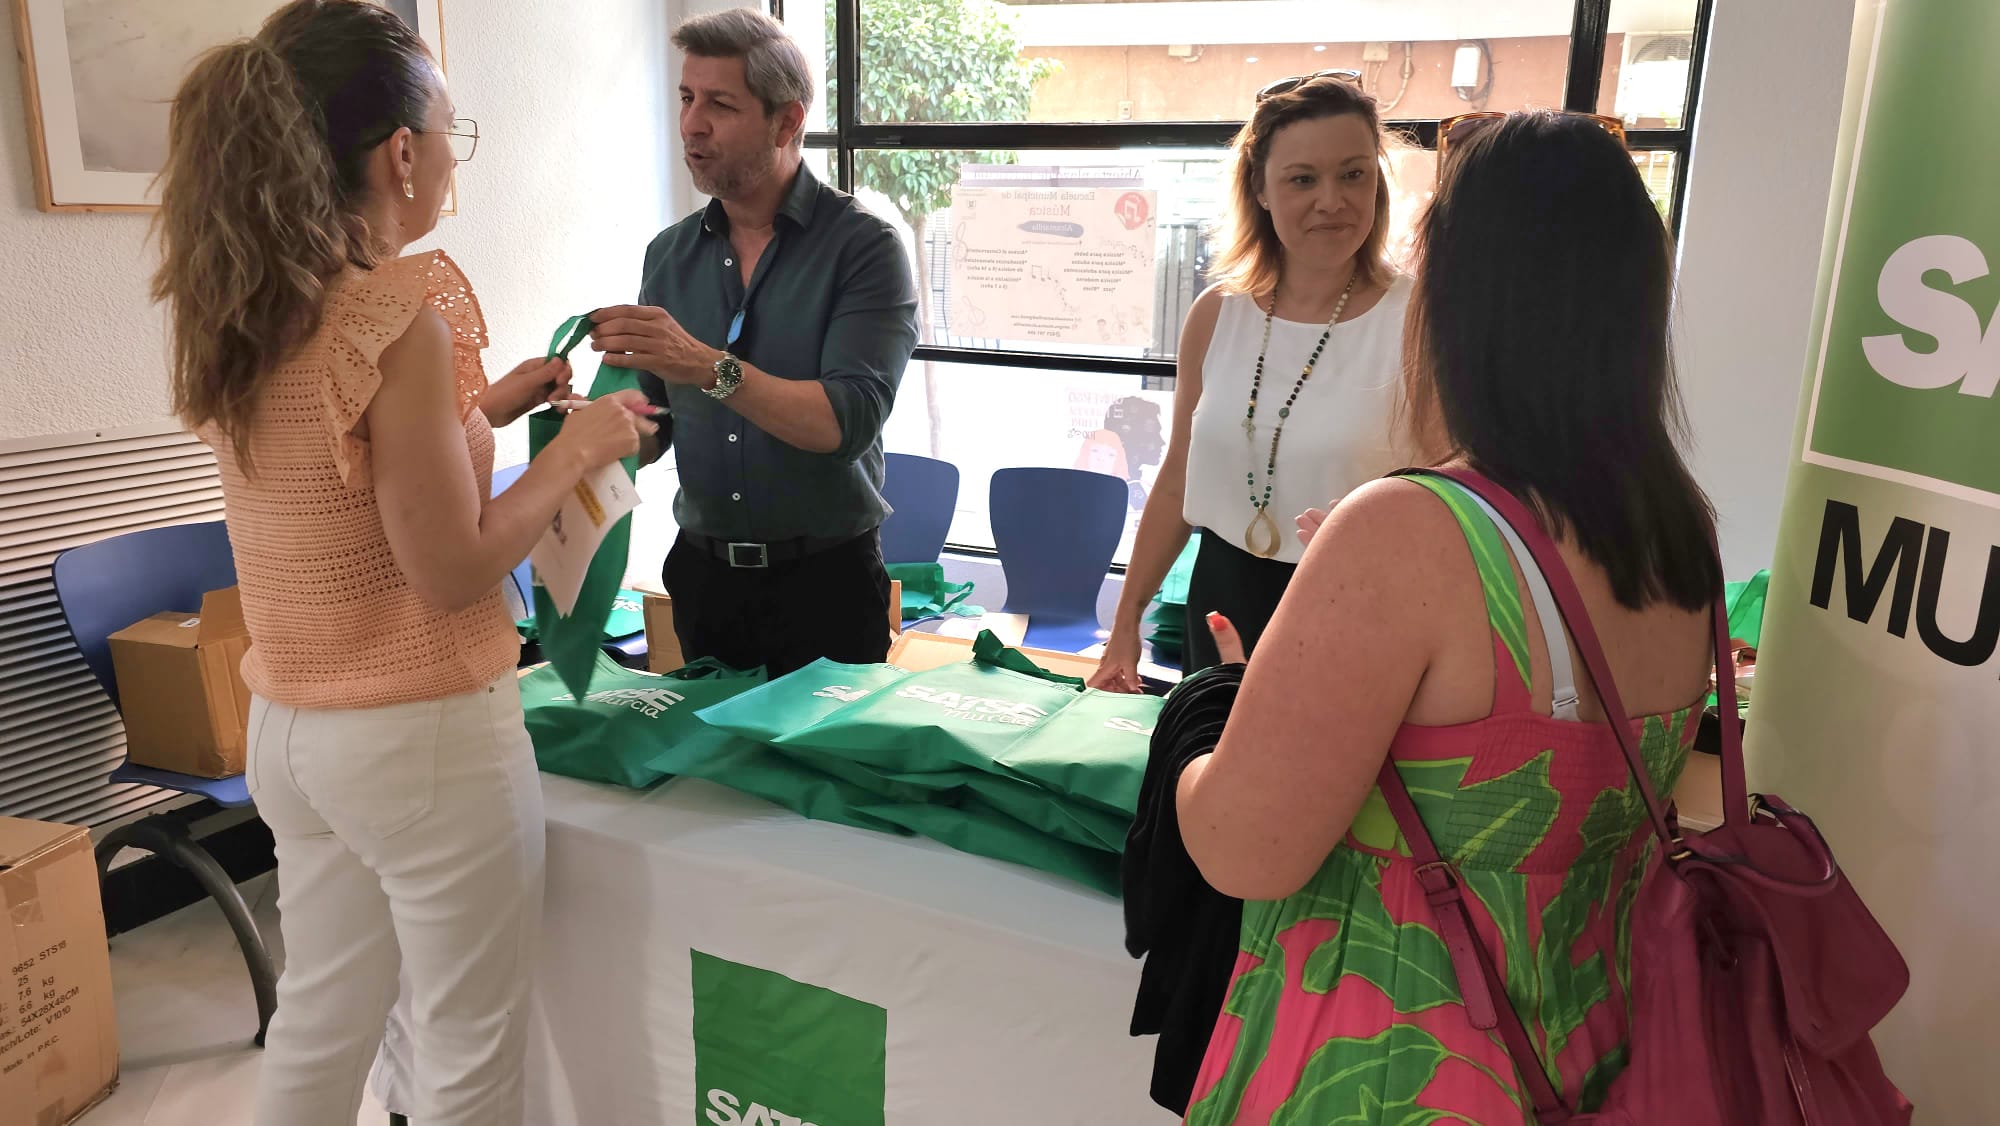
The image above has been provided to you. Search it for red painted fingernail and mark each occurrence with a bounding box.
[1207,612,1227,630]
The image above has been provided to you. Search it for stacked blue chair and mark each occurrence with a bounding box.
[881,452,960,565]
[52,520,277,1045]
[988,467,1127,654]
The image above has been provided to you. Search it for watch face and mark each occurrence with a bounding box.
[707,354,744,399]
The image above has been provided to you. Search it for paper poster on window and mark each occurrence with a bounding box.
[948,186,1158,348]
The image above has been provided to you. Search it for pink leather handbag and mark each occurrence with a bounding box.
[1378,468,1913,1125]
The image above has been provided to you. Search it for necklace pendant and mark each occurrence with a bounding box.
[1244,508,1283,559]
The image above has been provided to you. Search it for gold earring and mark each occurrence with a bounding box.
[403,179,415,200]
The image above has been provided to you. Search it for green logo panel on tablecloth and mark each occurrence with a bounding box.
[1803,0,2000,505]
[691,950,887,1126]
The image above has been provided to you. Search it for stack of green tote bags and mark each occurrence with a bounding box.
[519,632,1163,894]
[1143,535,1200,670]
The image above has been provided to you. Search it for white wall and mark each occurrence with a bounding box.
[0,0,678,455]
[1674,0,1857,577]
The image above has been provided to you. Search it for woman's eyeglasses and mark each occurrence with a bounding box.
[417,117,480,163]
[1435,111,1626,177]
[1255,69,1364,103]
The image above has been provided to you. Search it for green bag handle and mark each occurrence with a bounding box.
[665,657,763,682]
[929,579,975,617]
[971,630,1085,689]
[548,313,595,361]
[526,316,646,698]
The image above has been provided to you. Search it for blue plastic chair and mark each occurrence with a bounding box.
[989,467,1128,653]
[492,463,648,666]
[881,453,960,564]
[52,520,277,1044]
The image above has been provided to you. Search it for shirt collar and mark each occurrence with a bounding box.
[700,160,821,236]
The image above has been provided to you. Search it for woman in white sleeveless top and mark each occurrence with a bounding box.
[1092,73,1412,687]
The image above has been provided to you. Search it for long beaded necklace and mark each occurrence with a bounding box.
[1241,271,1357,558]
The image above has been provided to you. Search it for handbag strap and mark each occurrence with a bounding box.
[1369,467,1742,1122]
[1376,763,1571,1119]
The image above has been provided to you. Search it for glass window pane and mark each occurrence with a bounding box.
[845,1,1573,125]
[785,0,834,134]
[1601,1,1700,127]
[804,145,834,184]
[846,145,1432,357]
[882,361,1173,561]
[1630,148,1679,221]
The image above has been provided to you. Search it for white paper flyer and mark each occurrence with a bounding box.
[528,462,640,617]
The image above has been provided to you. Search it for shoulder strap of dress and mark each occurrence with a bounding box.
[1454,488,1579,721]
[1401,474,1535,704]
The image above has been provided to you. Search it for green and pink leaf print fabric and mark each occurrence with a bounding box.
[1183,477,1694,1125]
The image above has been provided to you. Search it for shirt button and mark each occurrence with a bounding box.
[724,257,735,266]
[731,492,742,501]
[727,433,739,443]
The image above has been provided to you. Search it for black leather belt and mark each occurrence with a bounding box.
[682,531,858,569]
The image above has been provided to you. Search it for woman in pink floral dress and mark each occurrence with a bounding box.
[1174,111,1721,1124]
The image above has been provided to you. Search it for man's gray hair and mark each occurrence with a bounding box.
[672,8,815,120]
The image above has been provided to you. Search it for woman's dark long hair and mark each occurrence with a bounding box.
[1402,112,1720,611]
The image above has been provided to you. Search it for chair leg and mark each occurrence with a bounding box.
[96,814,281,1047]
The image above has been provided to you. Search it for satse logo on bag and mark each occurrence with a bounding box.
[895,684,1048,726]
[551,686,685,718]
[813,685,872,703]
[691,951,887,1126]
[1104,716,1154,736]
[705,1088,819,1126]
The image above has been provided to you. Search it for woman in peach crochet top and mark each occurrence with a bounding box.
[149,3,654,1124]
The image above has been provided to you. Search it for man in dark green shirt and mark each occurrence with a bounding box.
[590,9,917,677]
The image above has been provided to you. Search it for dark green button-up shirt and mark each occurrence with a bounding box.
[635,163,918,543]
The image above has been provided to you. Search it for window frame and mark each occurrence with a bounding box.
[775,0,1714,384]
[767,0,1713,560]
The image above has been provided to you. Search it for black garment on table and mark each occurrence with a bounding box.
[1122,664,1246,1115]
[663,528,891,679]
[1180,528,1297,675]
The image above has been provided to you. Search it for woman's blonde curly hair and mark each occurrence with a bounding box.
[152,0,435,473]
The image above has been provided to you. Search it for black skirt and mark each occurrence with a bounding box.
[1180,528,1298,674]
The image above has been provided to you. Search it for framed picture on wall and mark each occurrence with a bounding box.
[11,0,448,212]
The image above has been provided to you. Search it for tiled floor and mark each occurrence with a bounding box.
[80,872,390,1126]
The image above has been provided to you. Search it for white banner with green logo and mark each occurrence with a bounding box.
[1749,1,2000,1120]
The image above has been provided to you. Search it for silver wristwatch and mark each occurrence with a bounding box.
[705,352,745,400]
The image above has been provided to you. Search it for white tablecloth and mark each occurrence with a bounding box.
[376,774,1173,1124]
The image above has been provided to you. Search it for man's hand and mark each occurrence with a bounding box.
[588,305,722,387]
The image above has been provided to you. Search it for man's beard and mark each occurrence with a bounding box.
[688,147,779,201]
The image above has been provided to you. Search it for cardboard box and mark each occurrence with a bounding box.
[887,631,1102,682]
[643,586,905,676]
[107,587,251,778]
[0,818,119,1124]
[642,593,686,675]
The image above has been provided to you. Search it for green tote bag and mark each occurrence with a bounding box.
[527,314,644,697]
[694,660,936,802]
[521,654,765,789]
[884,561,978,621]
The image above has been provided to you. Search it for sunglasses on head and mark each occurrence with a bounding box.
[1435,111,1627,179]
[1255,69,1364,103]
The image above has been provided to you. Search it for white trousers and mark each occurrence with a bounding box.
[246,677,545,1126]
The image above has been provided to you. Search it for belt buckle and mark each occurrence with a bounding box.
[726,542,769,569]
